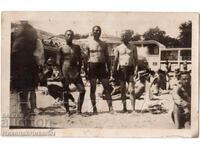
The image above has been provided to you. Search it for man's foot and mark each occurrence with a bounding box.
[131,110,138,115]
[109,107,115,114]
[76,110,82,115]
[65,111,72,117]
[92,106,98,115]
[93,111,98,115]
[122,107,128,113]
[93,109,98,115]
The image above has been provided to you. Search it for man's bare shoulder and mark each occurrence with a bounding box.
[99,40,108,47]
[129,43,137,50]
[114,43,124,50]
[72,43,81,50]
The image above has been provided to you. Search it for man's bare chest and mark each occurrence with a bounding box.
[89,42,105,53]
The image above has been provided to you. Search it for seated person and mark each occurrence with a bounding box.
[134,70,149,100]
[171,72,191,129]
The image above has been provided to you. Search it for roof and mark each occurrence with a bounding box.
[131,40,166,49]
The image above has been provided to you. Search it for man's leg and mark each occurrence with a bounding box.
[129,81,136,112]
[63,91,70,115]
[19,91,29,115]
[120,81,127,112]
[62,78,70,115]
[183,106,191,129]
[101,78,114,113]
[29,90,37,113]
[90,79,97,114]
[173,104,182,129]
[74,78,86,114]
[19,91,30,126]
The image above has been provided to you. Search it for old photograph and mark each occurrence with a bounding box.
[1,12,199,137]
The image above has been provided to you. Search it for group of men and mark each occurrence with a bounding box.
[11,22,191,129]
[55,25,191,129]
[56,26,138,116]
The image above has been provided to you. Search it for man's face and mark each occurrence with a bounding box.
[120,32,131,43]
[65,31,74,42]
[92,26,101,39]
[181,74,191,87]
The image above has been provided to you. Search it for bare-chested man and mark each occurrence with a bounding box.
[57,30,85,115]
[172,72,191,129]
[84,26,114,114]
[113,30,138,113]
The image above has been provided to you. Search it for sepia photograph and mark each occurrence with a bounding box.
[1,12,199,137]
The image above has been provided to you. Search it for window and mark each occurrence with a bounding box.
[180,50,191,61]
[145,44,159,55]
[161,50,178,61]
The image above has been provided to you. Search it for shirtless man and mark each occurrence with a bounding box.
[84,26,114,114]
[57,30,85,115]
[172,72,191,129]
[113,30,138,113]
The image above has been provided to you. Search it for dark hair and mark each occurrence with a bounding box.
[92,25,101,32]
[64,30,74,36]
[180,71,191,77]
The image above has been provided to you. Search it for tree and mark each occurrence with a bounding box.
[164,36,181,48]
[132,33,141,41]
[178,21,192,48]
[143,26,166,44]
[143,26,181,47]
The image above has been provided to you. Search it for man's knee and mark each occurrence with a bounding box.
[128,86,135,95]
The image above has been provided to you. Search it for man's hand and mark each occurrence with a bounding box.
[85,73,89,80]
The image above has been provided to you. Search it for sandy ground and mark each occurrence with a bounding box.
[10,84,175,129]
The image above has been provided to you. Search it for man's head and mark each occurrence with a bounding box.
[64,30,74,43]
[174,68,180,79]
[120,30,133,43]
[92,26,101,40]
[180,71,191,87]
[183,61,188,71]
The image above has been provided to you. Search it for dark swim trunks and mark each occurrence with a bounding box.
[88,62,108,79]
[118,66,134,82]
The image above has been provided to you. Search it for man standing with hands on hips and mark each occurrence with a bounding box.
[113,30,138,113]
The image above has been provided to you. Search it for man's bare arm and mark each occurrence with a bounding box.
[83,46,90,78]
[172,86,188,107]
[104,43,111,74]
[77,46,83,73]
[113,48,119,73]
[134,46,138,75]
[56,48,63,72]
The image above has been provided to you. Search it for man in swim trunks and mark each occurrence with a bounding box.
[113,30,138,113]
[57,30,85,115]
[84,25,114,114]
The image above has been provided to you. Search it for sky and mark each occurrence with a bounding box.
[24,12,193,38]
